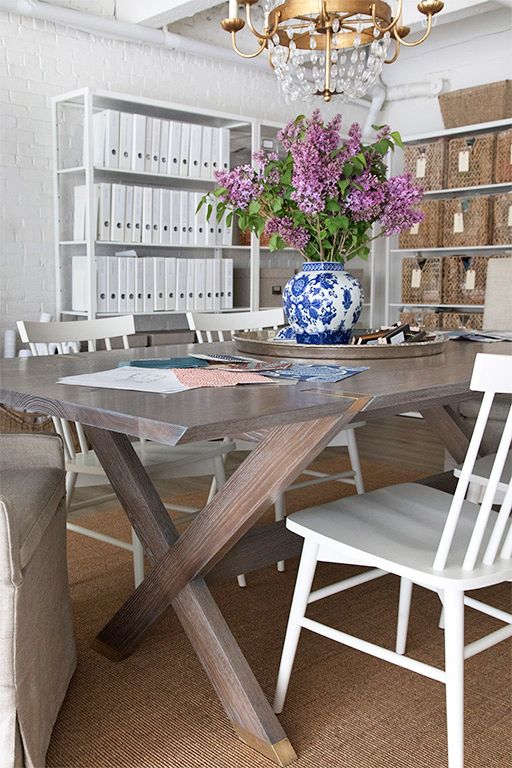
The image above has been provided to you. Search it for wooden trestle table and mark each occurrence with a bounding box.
[1,340,510,766]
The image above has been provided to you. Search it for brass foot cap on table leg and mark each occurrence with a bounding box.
[232,723,298,766]
[91,638,126,662]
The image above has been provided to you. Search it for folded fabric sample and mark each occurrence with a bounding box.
[58,366,272,394]
[262,364,368,383]
[119,357,209,369]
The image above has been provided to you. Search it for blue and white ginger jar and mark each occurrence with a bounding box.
[283,262,363,345]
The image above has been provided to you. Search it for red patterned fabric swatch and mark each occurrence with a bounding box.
[173,369,271,389]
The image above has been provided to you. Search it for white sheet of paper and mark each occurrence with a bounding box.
[58,367,189,394]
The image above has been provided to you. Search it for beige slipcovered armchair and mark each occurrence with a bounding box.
[0,434,76,768]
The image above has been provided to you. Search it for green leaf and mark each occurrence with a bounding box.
[256,218,266,237]
[390,130,404,148]
[213,187,227,198]
[338,179,350,196]
[325,198,341,212]
[355,152,367,167]
[195,197,205,214]
[248,200,260,215]
[272,197,283,213]
[373,138,393,156]
[206,203,213,221]
[226,211,233,228]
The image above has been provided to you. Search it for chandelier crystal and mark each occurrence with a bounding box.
[221,1,444,102]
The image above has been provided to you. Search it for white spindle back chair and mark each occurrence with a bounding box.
[17,316,233,587]
[273,352,512,768]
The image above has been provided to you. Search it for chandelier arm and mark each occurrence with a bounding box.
[245,3,280,41]
[384,35,400,64]
[231,31,268,58]
[371,0,401,34]
[394,13,433,47]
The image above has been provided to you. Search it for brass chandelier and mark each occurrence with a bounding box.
[221,1,444,102]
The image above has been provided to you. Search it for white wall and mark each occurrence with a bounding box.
[0,9,367,351]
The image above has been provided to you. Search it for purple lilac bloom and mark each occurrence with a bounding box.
[345,170,386,222]
[265,216,310,250]
[214,165,263,209]
[380,174,424,235]
[376,124,391,140]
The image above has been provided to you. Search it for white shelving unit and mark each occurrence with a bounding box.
[53,88,374,329]
[385,118,512,325]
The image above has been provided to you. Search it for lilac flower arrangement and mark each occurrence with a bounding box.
[199,111,424,263]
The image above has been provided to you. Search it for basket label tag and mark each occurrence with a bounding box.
[453,212,464,233]
[411,268,422,288]
[508,204,512,227]
[415,157,427,178]
[458,150,470,173]
[465,269,476,291]
[410,221,420,235]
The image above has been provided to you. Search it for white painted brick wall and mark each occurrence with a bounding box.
[0,10,367,352]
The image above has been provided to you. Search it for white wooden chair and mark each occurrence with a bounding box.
[273,352,512,768]
[187,309,365,584]
[17,316,233,588]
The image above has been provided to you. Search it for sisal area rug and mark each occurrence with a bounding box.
[47,455,511,768]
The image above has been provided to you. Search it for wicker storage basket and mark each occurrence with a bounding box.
[442,196,490,248]
[446,134,495,189]
[402,256,443,304]
[0,405,55,435]
[495,128,512,184]
[441,312,483,331]
[442,255,489,305]
[403,140,445,191]
[399,310,440,329]
[438,81,512,129]
[238,229,270,246]
[491,192,512,245]
[399,199,441,249]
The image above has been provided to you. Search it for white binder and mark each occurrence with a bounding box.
[107,256,118,313]
[211,128,220,177]
[186,258,195,310]
[142,187,152,244]
[153,256,166,311]
[160,189,171,245]
[212,259,222,312]
[71,256,88,312]
[176,258,188,311]
[118,256,128,313]
[73,185,86,241]
[200,126,213,180]
[151,187,161,244]
[119,112,133,170]
[132,185,143,244]
[205,259,214,311]
[222,209,233,247]
[96,256,108,314]
[206,201,217,246]
[135,257,144,313]
[164,257,177,311]
[179,122,191,177]
[144,117,153,172]
[93,110,106,167]
[111,184,126,242]
[126,256,136,312]
[96,183,111,241]
[179,191,190,246]
[194,258,206,311]
[187,191,196,245]
[150,118,161,174]
[168,121,181,176]
[189,124,202,178]
[219,128,230,173]
[124,185,134,243]
[159,120,170,175]
[143,256,155,312]
[103,109,120,169]
[221,258,233,309]
[170,190,180,246]
[193,192,207,246]
[131,114,146,171]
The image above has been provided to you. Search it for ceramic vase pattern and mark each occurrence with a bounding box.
[282,261,363,345]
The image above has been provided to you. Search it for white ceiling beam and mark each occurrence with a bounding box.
[115,0,223,27]
[403,0,502,29]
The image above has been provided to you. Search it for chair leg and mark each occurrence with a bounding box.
[65,471,78,512]
[131,529,145,587]
[443,590,465,768]
[466,481,483,504]
[395,578,413,655]
[273,539,319,714]
[275,495,286,572]
[346,428,365,494]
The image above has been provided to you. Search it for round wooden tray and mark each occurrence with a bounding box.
[233,330,447,360]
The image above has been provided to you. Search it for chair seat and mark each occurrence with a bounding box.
[287,483,512,589]
[454,451,511,493]
[0,467,65,570]
[67,439,234,478]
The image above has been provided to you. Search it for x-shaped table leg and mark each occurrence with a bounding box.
[85,394,368,765]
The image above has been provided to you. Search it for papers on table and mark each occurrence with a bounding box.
[445,331,512,343]
[261,364,369,383]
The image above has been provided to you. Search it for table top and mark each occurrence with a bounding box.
[0,341,510,445]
